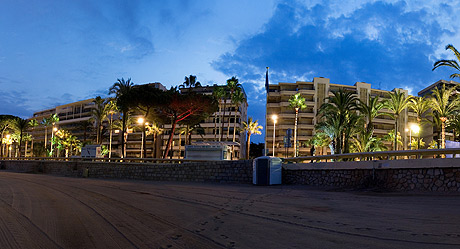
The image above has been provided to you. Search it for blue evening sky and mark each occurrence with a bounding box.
[1,0,459,143]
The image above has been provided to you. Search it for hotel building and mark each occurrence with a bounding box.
[266,77,417,157]
[30,83,248,159]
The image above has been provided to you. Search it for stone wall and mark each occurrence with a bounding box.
[3,158,460,192]
[0,160,253,183]
[283,158,460,192]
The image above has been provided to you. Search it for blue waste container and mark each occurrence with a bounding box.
[253,156,282,185]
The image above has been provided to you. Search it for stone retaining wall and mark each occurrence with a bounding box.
[3,158,460,192]
[0,160,253,183]
[283,158,460,192]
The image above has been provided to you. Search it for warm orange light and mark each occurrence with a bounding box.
[137,117,145,124]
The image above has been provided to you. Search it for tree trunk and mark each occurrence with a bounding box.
[232,107,238,159]
[246,133,251,160]
[30,138,34,157]
[163,119,177,159]
[294,108,298,157]
[220,98,227,141]
[214,111,218,140]
[44,126,48,151]
[394,115,399,151]
[442,120,446,149]
[121,113,127,158]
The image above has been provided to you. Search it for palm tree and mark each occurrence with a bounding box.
[104,99,118,158]
[429,85,460,149]
[241,117,262,159]
[91,96,107,144]
[383,130,403,151]
[28,119,39,157]
[352,129,387,154]
[289,93,307,157]
[109,78,134,158]
[358,96,384,136]
[432,44,460,79]
[317,90,358,154]
[231,88,245,159]
[409,96,430,149]
[448,111,460,141]
[226,77,242,139]
[384,89,410,151]
[180,75,202,88]
[41,117,51,150]
[145,122,163,158]
[12,117,30,157]
[306,132,330,156]
[212,86,226,141]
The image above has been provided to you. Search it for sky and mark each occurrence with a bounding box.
[1,0,460,143]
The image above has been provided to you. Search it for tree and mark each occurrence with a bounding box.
[109,78,134,158]
[225,77,242,140]
[305,132,330,156]
[409,96,430,149]
[11,117,30,157]
[180,75,202,88]
[241,117,262,159]
[54,129,80,157]
[432,44,460,79]
[129,84,165,158]
[384,90,410,151]
[91,96,108,145]
[447,111,460,141]
[351,129,387,154]
[28,119,39,157]
[289,93,307,157]
[383,130,402,151]
[0,115,15,157]
[212,86,226,141]
[145,122,163,158]
[429,84,460,149]
[358,96,384,136]
[77,120,94,144]
[157,88,217,159]
[231,88,245,159]
[317,90,358,154]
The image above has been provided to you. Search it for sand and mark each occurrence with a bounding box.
[0,172,459,249]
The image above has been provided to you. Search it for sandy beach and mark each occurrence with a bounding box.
[0,172,459,249]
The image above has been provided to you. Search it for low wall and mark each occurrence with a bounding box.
[0,160,253,184]
[283,158,460,192]
[3,158,460,192]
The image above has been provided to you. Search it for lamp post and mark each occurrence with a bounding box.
[137,117,145,158]
[405,128,411,150]
[411,123,420,149]
[51,126,57,157]
[272,114,278,157]
[108,110,114,159]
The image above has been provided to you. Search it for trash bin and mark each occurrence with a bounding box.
[253,156,282,185]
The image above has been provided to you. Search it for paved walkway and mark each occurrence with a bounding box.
[0,172,459,248]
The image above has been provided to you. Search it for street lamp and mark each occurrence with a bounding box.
[51,126,57,157]
[272,114,278,157]
[137,117,145,158]
[411,123,420,149]
[108,110,115,159]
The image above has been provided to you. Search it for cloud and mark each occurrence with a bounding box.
[0,90,34,118]
[213,0,459,142]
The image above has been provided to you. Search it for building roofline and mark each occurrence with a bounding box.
[418,79,460,96]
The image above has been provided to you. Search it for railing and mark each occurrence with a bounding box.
[0,157,222,164]
[283,148,460,163]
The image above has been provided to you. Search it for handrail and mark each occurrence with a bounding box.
[0,157,224,164]
[283,148,460,163]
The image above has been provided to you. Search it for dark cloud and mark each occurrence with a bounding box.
[0,90,34,118]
